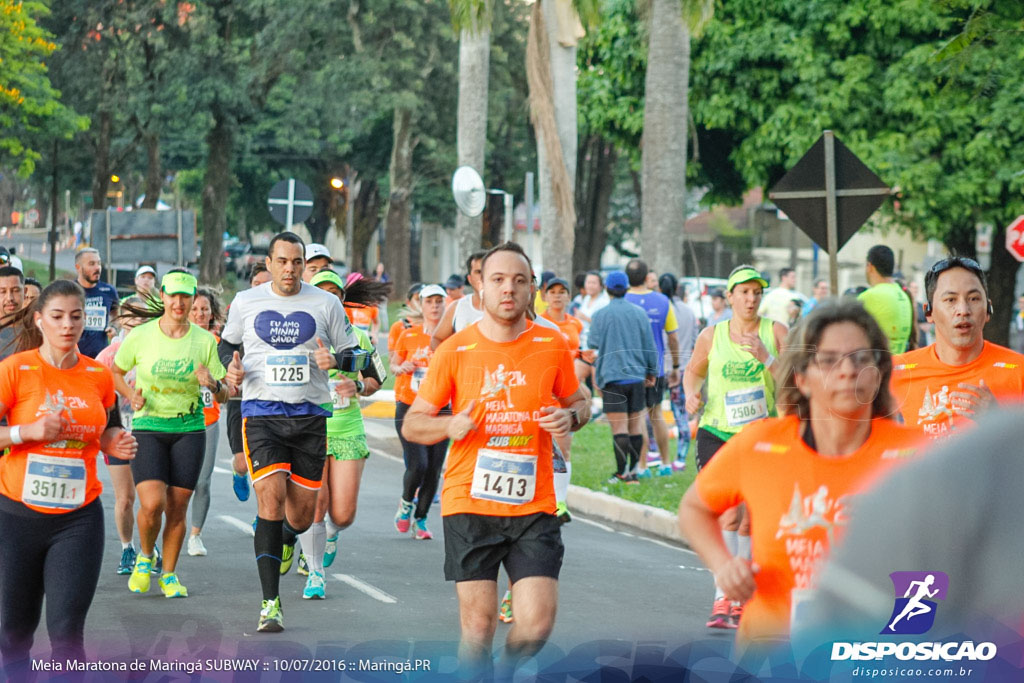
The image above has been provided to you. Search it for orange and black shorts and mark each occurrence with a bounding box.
[242,415,327,490]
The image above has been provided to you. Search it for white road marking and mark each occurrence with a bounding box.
[678,564,711,573]
[368,445,402,464]
[218,514,255,537]
[639,536,698,555]
[575,517,614,533]
[363,419,396,442]
[332,574,398,604]
[213,466,232,475]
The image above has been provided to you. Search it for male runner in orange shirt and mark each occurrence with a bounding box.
[891,256,1024,440]
[401,242,590,676]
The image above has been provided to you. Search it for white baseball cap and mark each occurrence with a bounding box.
[420,284,447,299]
[305,244,332,262]
[135,265,156,278]
[9,256,23,272]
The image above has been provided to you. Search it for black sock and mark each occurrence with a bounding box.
[254,517,282,601]
[612,434,631,475]
[629,435,644,472]
[282,520,302,547]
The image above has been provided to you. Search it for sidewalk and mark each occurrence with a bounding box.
[360,391,690,547]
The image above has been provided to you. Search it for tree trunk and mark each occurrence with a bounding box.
[199,113,232,283]
[455,22,491,264]
[641,0,690,276]
[352,178,380,274]
[141,133,161,209]
[573,134,616,272]
[91,111,111,210]
[384,108,415,296]
[987,219,1019,347]
[531,0,579,278]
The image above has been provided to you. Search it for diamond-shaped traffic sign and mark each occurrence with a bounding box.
[769,134,890,251]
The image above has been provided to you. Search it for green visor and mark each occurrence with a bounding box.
[727,267,768,292]
[310,270,346,292]
[161,272,197,296]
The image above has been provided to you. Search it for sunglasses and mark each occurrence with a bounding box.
[928,256,983,275]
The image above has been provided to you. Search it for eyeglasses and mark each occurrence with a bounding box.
[928,256,982,275]
[812,349,884,371]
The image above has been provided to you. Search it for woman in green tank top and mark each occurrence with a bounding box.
[682,265,789,629]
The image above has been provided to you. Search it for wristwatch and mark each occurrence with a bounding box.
[354,379,365,396]
[569,407,581,430]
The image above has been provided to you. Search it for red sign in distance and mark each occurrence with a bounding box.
[1006,215,1024,262]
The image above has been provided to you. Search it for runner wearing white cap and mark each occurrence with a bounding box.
[304,244,333,282]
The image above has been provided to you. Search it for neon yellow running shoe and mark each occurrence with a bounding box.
[128,555,153,593]
[258,596,284,633]
[280,543,295,575]
[158,573,189,598]
[498,590,514,623]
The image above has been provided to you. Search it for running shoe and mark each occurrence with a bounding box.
[413,518,433,540]
[555,501,572,525]
[624,473,640,485]
[251,517,258,532]
[297,553,309,577]
[706,598,732,629]
[323,534,338,568]
[657,465,673,477]
[394,499,414,534]
[498,590,514,624]
[606,473,625,484]
[302,570,326,600]
[128,555,153,593]
[232,472,250,502]
[158,573,188,598]
[151,546,162,575]
[636,468,653,480]
[258,596,284,633]
[672,458,687,472]
[729,602,743,629]
[646,451,661,464]
[187,534,207,557]
[280,543,295,575]
[117,546,137,575]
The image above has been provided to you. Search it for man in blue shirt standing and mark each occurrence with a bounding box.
[588,271,658,483]
[624,259,681,477]
[74,247,120,358]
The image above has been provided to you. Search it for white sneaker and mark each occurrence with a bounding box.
[187,534,207,557]
[302,571,326,600]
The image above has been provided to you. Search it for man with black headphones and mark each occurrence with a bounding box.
[890,256,1024,441]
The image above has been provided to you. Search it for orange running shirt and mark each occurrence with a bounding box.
[541,312,583,358]
[392,324,434,405]
[696,415,921,642]
[0,350,116,514]
[346,304,378,332]
[891,341,1024,440]
[416,321,580,517]
[388,319,409,352]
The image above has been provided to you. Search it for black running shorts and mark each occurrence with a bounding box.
[696,427,729,472]
[226,400,244,454]
[131,430,206,489]
[443,512,564,583]
[242,415,327,489]
[600,380,646,415]
[645,374,668,409]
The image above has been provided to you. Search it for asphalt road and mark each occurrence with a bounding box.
[18,413,737,679]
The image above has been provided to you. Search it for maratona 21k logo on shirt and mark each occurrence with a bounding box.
[882,571,948,635]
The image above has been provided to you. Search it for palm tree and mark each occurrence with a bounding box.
[526,0,599,278]
[640,0,715,276]
[449,0,493,267]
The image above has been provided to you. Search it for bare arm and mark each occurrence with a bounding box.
[769,321,789,381]
[111,364,135,401]
[401,395,469,445]
[429,301,458,351]
[683,326,713,413]
[678,485,757,602]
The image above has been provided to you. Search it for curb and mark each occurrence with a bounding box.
[566,484,688,546]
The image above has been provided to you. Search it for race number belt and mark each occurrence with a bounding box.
[410,367,427,393]
[85,301,107,332]
[328,379,350,411]
[725,386,768,427]
[22,452,87,510]
[265,353,310,387]
[470,449,537,505]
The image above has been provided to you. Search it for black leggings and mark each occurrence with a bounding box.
[394,401,449,520]
[0,496,104,670]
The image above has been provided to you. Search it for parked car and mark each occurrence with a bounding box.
[223,241,247,273]
[234,244,268,278]
[679,276,729,324]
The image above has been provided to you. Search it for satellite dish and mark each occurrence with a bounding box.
[452,166,486,217]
